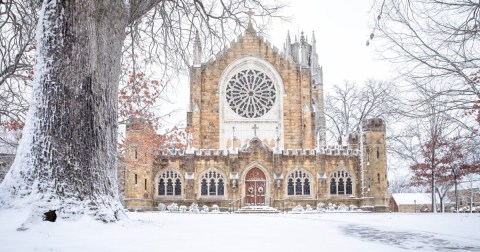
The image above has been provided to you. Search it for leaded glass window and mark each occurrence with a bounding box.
[287,179,294,195]
[218,179,225,195]
[286,170,311,196]
[304,178,310,195]
[225,69,276,118]
[330,178,336,194]
[157,169,182,196]
[338,178,345,194]
[200,170,226,196]
[329,169,354,196]
[201,179,208,195]
[346,178,352,194]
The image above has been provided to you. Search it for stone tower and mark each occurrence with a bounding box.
[361,118,389,212]
[122,119,155,208]
[284,31,326,148]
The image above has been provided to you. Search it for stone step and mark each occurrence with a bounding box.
[234,206,280,214]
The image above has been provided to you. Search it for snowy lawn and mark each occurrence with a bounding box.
[1,210,479,251]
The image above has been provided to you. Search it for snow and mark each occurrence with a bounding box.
[1,209,479,251]
[391,193,438,205]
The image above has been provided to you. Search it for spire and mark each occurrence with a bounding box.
[311,31,318,73]
[300,31,305,44]
[285,31,292,57]
[193,30,201,66]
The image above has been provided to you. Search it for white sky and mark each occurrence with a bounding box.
[266,1,393,87]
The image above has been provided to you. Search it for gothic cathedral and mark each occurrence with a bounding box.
[121,23,389,212]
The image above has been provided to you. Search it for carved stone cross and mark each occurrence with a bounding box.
[252,124,259,137]
[247,9,254,23]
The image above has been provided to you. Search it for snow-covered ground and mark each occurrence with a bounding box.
[1,210,479,251]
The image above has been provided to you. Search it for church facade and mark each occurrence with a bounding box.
[121,24,389,212]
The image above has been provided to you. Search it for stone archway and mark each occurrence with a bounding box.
[244,167,266,206]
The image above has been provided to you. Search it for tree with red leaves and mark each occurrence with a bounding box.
[410,134,478,212]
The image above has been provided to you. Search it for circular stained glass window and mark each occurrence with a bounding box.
[225,69,276,118]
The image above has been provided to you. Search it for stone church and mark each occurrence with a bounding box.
[121,22,389,212]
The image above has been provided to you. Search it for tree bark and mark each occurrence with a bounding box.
[0,0,130,222]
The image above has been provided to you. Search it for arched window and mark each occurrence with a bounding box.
[157,169,182,196]
[329,169,354,196]
[287,179,294,195]
[201,179,208,195]
[346,178,352,194]
[377,147,380,159]
[200,169,226,196]
[330,178,336,194]
[286,169,312,196]
[304,178,310,195]
[338,178,345,194]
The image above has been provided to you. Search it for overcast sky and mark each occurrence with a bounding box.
[266,0,392,87]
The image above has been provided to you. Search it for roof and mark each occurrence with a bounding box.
[391,193,437,205]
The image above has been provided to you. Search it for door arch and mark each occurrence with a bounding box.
[244,167,267,206]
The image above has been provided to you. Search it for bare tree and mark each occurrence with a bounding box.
[0,0,284,225]
[369,0,480,123]
[0,0,37,149]
[324,79,398,143]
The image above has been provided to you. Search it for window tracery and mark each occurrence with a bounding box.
[225,69,276,118]
[200,170,225,196]
[286,170,311,196]
[329,169,354,196]
[157,170,182,196]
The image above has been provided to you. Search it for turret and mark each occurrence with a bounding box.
[361,118,389,212]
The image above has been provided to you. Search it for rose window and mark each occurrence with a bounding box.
[225,69,276,118]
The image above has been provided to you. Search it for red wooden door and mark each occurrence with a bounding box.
[245,168,266,206]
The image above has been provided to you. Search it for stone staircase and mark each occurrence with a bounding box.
[235,206,280,214]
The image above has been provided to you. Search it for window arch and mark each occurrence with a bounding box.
[200,169,226,197]
[157,169,183,196]
[286,170,312,196]
[329,169,354,196]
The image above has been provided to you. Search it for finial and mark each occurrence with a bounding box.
[193,29,202,65]
[300,31,305,44]
[247,9,254,23]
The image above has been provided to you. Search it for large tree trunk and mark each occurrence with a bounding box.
[0,0,130,223]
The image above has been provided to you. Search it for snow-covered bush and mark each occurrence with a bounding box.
[349,205,358,211]
[167,203,179,212]
[327,203,336,211]
[189,203,199,213]
[337,204,349,212]
[202,205,209,212]
[305,204,314,212]
[292,204,304,213]
[179,205,187,213]
[157,203,166,211]
[316,202,325,211]
[211,204,220,213]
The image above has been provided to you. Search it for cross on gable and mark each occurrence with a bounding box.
[247,9,254,23]
[252,124,259,137]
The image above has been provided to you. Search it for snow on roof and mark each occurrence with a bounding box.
[391,193,437,205]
